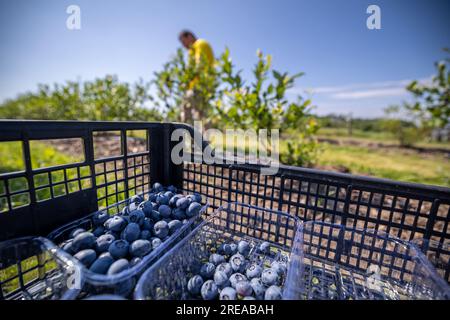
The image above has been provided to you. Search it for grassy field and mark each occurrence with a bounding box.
[317,127,450,150]
[209,129,450,187]
[317,143,450,186]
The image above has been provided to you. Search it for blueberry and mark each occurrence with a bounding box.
[220,243,233,256]
[92,211,109,227]
[250,278,266,299]
[84,294,126,300]
[219,287,237,300]
[200,263,216,279]
[216,262,232,277]
[152,182,164,193]
[261,268,279,286]
[148,193,157,202]
[188,193,202,203]
[172,208,186,220]
[107,258,130,275]
[128,202,139,212]
[95,234,115,253]
[186,202,202,218]
[130,257,142,266]
[121,223,141,243]
[70,228,86,238]
[265,285,282,300]
[187,275,204,295]
[169,194,183,207]
[176,197,191,210]
[72,232,96,252]
[229,273,247,289]
[243,296,256,300]
[213,270,230,288]
[259,241,271,254]
[230,253,246,273]
[108,240,130,259]
[121,206,130,216]
[130,194,143,204]
[235,280,253,297]
[167,185,177,193]
[151,237,162,250]
[237,240,250,256]
[140,230,152,240]
[150,210,162,221]
[61,239,74,254]
[105,216,127,232]
[201,280,219,300]
[164,191,174,199]
[105,230,120,239]
[89,252,114,274]
[271,261,287,276]
[246,264,263,279]
[229,243,238,255]
[158,205,172,218]
[209,253,226,266]
[74,249,97,267]
[168,220,182,235]
[142,218,154,231]
[129,239,152,257]
[129,210,145,226]
[153,221,169,239]
[140,201,153,217]
[156,194,169,205]
[92,226,105,237]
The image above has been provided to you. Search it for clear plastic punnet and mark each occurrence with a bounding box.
[298,221,450,300]
[0,236,84,300]
[412,238,449,286]
[134,202,303,300]
[47,193,206,298]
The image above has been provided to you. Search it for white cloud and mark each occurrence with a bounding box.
[332,87,407,99]
[289,76,432,100]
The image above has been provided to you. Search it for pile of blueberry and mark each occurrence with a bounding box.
[187,240,287,300]
[58,182,204,276]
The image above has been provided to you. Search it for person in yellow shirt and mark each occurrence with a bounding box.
[179,30,214,67]
[178,30,215,125]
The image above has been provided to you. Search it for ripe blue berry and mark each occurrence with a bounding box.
[201,280,218,300]
[219,287,237,300]
[187,275,204,295]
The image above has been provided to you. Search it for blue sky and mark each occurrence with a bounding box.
[0,0,449,118]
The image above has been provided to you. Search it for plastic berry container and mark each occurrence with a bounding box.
[297,221,450,300]
[0,236,84,300]
[47,191,207,298]
[134,202,303,300]
[412,238,449,287]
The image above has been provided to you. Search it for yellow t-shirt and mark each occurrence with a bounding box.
[189,39,214,66]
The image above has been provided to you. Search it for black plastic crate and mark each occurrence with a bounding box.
[0,120,449,285]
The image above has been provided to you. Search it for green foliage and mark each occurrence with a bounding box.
[154,47,320,166]
[403,49,450,129]
[382,105,423,147]
[0,75,162,121]
[153,48,219,121]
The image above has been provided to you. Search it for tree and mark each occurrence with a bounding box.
[0,75,163,121]
[404,49,450,130]
[153,47,320,166]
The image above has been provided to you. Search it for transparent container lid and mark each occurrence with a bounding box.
[0,236,84,300]
[298,221,450,300]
